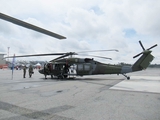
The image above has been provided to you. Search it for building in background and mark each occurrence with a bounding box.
[0,53,8,69]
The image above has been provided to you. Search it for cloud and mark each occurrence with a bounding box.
[0,0,159,64]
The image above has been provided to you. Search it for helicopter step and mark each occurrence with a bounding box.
[122,74,130,80]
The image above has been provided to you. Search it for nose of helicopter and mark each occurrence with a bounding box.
[39,69,44,74]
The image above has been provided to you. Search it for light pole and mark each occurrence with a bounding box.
[8,47,10,62]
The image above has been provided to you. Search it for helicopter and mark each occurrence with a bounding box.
[0,13,158,80]
[4,42,157,80]
[41,42,157,80]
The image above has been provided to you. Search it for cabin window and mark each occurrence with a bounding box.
[84,65,90,70]
[78,64,83,71]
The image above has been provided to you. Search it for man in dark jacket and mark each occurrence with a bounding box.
[29,65,34,78]
[23,65,26,78]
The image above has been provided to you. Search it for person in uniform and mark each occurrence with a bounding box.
[23,65,26,78]
[44,63,49,79]
[28,65,34,78]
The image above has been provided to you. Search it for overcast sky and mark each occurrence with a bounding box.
[0,0,160,64]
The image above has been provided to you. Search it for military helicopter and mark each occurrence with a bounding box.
[0,13,158,80]
[4,42,157,80]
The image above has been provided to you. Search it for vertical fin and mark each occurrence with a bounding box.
[132,51,154,71]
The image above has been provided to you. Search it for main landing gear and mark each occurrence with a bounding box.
[122,74,130,80]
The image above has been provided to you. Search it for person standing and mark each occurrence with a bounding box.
[28,65,34,78]
[23,65,26,78]
[44,63,48,79]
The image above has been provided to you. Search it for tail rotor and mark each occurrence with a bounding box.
[133,41,157,58]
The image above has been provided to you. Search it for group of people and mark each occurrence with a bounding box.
[23,65,34,78]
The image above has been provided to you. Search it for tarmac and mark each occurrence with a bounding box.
[0,68,160,120]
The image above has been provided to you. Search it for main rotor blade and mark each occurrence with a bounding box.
[77,49,119,53]
[147,44,158,50]
[133,52,143,58]
[0,12,66,39]
[50,52,77,62]
[51,54,70,61]
[87,55,112,60]
[4,53,66,58]
[139,41,145,50]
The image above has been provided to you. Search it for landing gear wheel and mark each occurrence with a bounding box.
[58,74,64,80]
[122,74,130,80]
[64,75,68,79]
